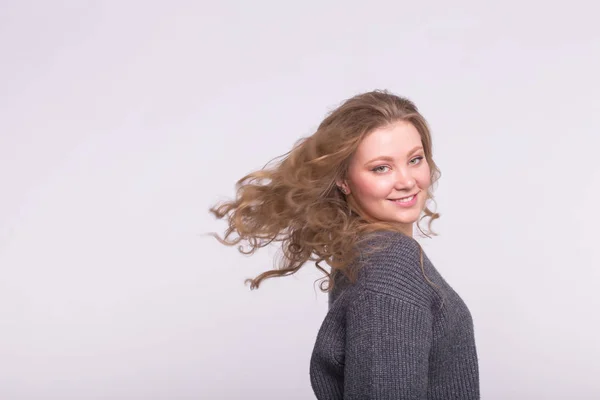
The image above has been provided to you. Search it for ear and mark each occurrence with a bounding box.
[335,178,351,195]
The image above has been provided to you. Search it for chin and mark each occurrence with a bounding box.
[391,212,421,224]
[364,203,425,225]
[391,218,418,225]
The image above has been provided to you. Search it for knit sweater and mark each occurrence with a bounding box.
[309,231,480,399]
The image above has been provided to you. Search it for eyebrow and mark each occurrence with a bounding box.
[364,145,424,165]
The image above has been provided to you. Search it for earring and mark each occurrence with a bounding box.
[338,186,349,195]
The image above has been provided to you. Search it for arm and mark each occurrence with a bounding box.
[344,288,433,400]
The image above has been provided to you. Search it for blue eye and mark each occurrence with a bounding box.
[372,165,390,173]
[410,156,424,165]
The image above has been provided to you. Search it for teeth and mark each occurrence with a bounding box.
[396,195,415,203]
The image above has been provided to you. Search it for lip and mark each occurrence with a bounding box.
[388,192,419,207]
[388,191,420,201]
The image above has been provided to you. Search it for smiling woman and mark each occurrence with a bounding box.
[209,89,480,399]
[336,120,432,236]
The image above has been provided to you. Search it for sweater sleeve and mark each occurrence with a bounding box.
[343,288,433,399]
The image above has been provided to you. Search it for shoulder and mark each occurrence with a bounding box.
[357,230,422,274]
[358,230,422,262]
[353,230,435,308]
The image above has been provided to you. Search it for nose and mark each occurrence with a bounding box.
[393,168,416,190]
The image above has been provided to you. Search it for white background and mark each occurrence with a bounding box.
[1,1,599,399]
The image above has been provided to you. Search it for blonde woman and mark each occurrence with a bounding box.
[210,90,480,399]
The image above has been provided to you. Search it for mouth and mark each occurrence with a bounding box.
[388,192,419,204]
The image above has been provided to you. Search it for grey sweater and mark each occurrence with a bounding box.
[309,231,480,399]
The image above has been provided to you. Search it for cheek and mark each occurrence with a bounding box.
[416,178,430,190]
[350,172,394,198]
[417,169,432,190]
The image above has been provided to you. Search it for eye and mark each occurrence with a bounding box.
[410,156,424,165]
[371,165,390,173]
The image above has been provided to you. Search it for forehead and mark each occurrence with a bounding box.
[354,121,422,159]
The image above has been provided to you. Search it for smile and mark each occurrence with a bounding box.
[388,192,419,207]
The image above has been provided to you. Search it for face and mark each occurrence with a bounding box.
[338,120,431,236]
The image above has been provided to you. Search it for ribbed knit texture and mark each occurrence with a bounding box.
[309,231,480,399]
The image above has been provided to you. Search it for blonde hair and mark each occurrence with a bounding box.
[209,89,441,292]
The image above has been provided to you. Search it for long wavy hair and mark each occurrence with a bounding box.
[209,89,442,292]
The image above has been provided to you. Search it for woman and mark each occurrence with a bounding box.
[210,90,480,399]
